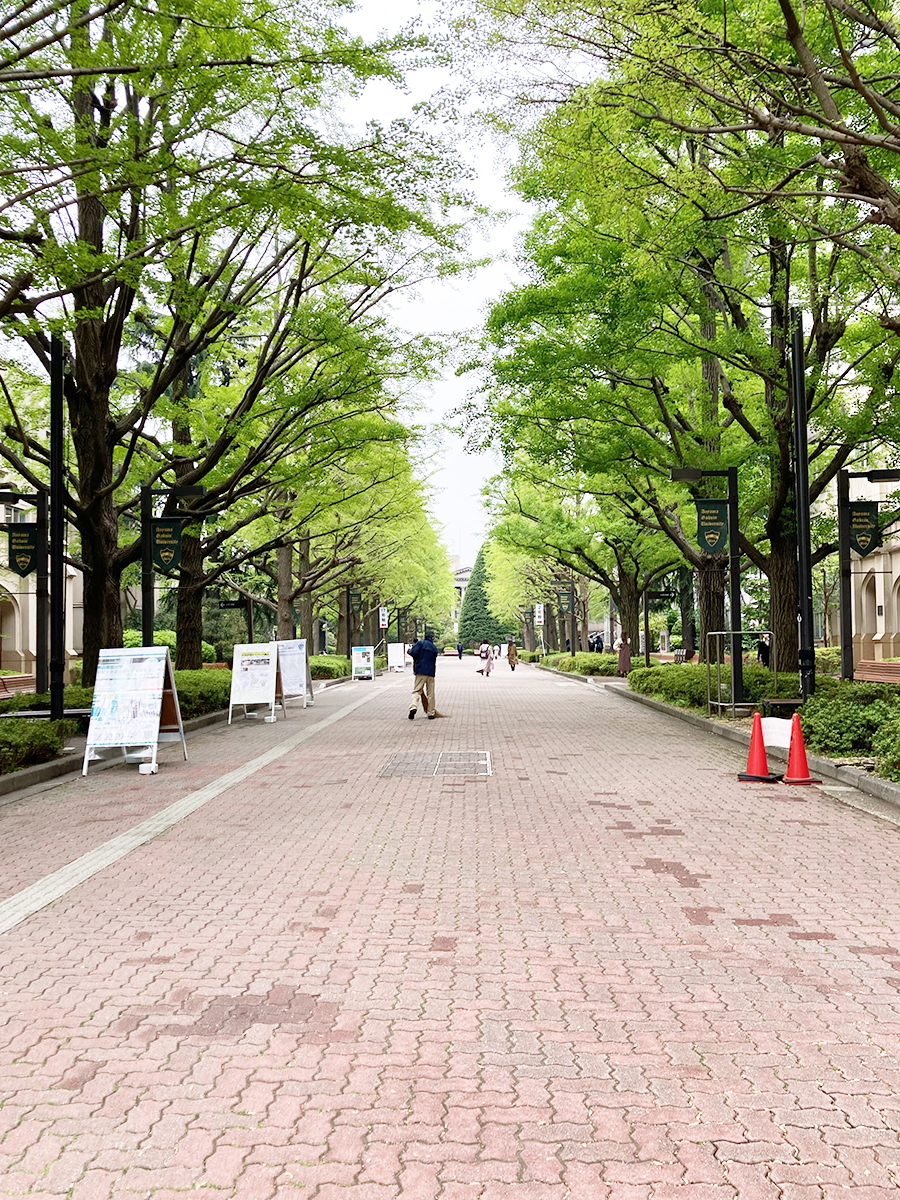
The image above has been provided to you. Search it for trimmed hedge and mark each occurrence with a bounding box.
[541,652,619,676]
[309,655,351,679]
[123,629,216,663]
[627,663,803,711]
[517,650,542,662]
[800,681,900,757]
[171,670,232,719]
[0,720,77,775]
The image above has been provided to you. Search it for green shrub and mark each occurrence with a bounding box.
[815,646,842,674]
[543,652,619,676]
[628,664,709,709]
[0,719,77,775]
[309,655,351,679]
[518,650,542,662]
[873,713,900,780]
[123,628,177,653]
[171,670,232,719]
[0,686,96,732]
[800,681,900,756]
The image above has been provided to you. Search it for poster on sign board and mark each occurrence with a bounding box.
[228,643,286,723]
[351,646,375,680]
[277,638,308,707]
[387,642,406,671]
[534,603,544,627]
[83,646,186,776]
[379,605,389,629]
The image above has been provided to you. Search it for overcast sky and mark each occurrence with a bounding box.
[345,0,530,568]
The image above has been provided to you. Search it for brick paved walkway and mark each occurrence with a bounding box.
[2,659,900,1199]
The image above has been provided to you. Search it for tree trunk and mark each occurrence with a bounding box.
[617,573,640,647]
[697,557,726,663]
[79,510,125,686]
[175,530,204,669]
[337,590,349,658]
[678,567,696,655]
[297,591,314,643]
[767,534,800,673]
[276,543,294,640]
[545,602,559,650]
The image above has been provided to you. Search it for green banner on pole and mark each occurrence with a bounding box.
[695,499,729,555]
[348,590,364,614]
[8,524,38,576]
[849,501,879,556]
[557,590,574,614]
[151,519,182,572]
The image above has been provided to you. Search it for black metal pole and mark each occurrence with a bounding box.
[791,309,816,700]
[838,469,853,680]
[246,595,254,643]
[49,336,65,720]
[35,490,48,694]
[727,466,744,704]
[141,485,154,647]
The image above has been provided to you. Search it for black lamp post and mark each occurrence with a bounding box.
[671,465,743,704]
[790,309,816,701]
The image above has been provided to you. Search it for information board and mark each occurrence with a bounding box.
[277,638,308,707]
[228,643,286,723]
[379,606,389,629]
[387,642,407,671]
[351,646,375,680]
[83,646,186,776]
[534,603,544,627]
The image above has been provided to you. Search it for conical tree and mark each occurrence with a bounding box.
[458,545,519,645]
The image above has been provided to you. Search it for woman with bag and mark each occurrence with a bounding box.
[507,640,519,671]
[477,640,491,676]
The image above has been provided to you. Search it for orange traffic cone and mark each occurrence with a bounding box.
[738,712,783,782]
[783,712,821,785]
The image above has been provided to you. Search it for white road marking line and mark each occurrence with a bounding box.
[0,685,394,936]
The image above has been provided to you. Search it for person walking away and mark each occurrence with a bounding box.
[477,640,491,675]
[407,631,439,719]
[457,642,463,660]
[617,634,632,676]
[596,633,604,654]
[507,640,518,671]
[757,634,771,669]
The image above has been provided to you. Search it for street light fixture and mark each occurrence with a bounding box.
[670,465,743,704]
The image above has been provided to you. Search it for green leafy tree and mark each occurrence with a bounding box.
[458,544,520,645]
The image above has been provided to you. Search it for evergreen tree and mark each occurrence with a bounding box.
[458,546,519,645]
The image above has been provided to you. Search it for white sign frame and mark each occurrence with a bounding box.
[387,642,407,671]
[351,645,376,680]
[83,646,186,776]
[276,638,308,708]
[228,643,286,723]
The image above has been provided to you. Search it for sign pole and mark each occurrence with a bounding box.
[643,588,650,668]
[35,491,48,694]
[838,469,853,680]
[791,310,816,700]
[141,485,154,647]
[49,335,65,721]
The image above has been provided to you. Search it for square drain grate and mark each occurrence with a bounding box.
[379,750,492,778]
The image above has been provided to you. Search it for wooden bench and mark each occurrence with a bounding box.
[854,660,900,684]
[673,648,694,664]
[0,673,37,697]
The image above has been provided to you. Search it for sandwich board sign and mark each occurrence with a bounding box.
[83,646,186,776]
[351,645,375,680]
[276,638,309,708]
[228,643,286,723]
[387,642,406,671]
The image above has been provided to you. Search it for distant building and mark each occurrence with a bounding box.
[448,558,473,636]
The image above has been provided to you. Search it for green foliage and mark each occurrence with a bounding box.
[815,647,842,674]
[542,652,619,676]
[518,650,542,662]
[801,682,900,757]
[309,655,352,679]
[170,671,233,720]
[457,546,520,645]
[628,665,710,710]
[873,715,900,782]
[0,720,77,775]
[123,629,215,661]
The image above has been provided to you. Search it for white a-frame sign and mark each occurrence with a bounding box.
[83,646,186,776]
[228,643,287,724]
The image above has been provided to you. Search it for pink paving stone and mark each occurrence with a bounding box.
[3,664,900,1197]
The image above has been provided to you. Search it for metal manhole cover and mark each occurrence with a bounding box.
[379,751,491,778]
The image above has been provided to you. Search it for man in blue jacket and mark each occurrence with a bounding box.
[407,631,439,720]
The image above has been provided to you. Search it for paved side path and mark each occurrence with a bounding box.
[2,660,900,1199]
